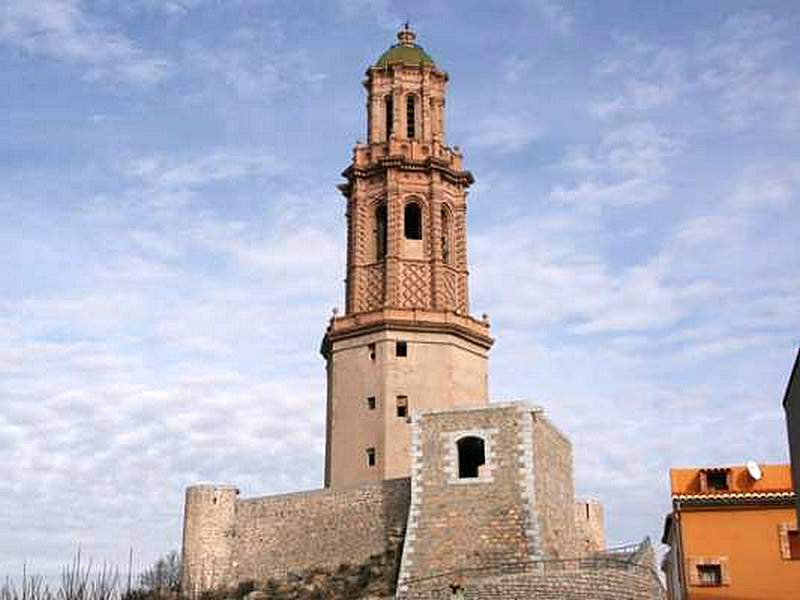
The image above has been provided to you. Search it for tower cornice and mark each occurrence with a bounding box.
[339,155,474,197]
[320,308,493,358]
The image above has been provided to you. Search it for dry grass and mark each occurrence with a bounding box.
[1,551,179,600]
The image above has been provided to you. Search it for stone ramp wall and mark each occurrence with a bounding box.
[233,477,410,585]
[399,557,665,600]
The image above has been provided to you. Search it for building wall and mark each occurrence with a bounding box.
[397,403,580,593]
[325,328,489,487]
[575,499,605,554]
[182,478,410,593]
[678,505,800,599]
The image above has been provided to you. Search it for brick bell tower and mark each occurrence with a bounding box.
[321,26,493,487]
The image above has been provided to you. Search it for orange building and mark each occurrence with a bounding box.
[661,464,800,599]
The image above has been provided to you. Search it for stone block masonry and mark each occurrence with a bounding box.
[181,402,664,599]
[181,478,410,595]
[397,403,579,594]
[532,410,579,558]
[575,498,605,554]
[399,555,665,600]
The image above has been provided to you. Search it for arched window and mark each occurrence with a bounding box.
[406,94,416,139]
[441,206,452,264]
[384,95,394,139]
[404,202,422,240]
[457,436,485,479]
[375,204,387,259]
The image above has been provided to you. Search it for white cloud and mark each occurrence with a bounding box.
[0,0,170,85]
[589,11,800,129]
[180,26,327,102]
[503,55,534,83]
[697,11,800,129]
[589,42,685,118]
[549,177,666,209]
[464,114,540,153]
[530,0,573,36]
[548,122,680,210]
[0,152,342,574]
[337,0,398,30]
[115,0,209,16]
[123,151,286,191]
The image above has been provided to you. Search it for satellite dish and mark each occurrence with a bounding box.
[746,460,762,481]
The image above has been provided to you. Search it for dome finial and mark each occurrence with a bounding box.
[397,22,416,47]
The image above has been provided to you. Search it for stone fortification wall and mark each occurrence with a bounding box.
[397,403,580,594]
[234,477,409,584]
[182,478,410,595]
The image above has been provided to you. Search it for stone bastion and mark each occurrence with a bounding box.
[181,403,664,599]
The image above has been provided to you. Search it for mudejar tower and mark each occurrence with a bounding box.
[322,26,493,487]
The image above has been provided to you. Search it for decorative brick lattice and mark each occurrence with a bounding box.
[442,269,457,310]
[360,264,385,312]
[454,209,467,270]
[355,199,367,262]
[399,262,431,309]
[458,277,469,313]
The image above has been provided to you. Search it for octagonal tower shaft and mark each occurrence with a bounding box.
[322,28,493,488]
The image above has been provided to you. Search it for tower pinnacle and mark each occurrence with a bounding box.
[398,23,416,46]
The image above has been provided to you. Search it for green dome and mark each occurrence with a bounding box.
[375,43,435,67]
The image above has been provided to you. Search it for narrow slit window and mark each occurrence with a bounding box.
[396,395,408,418]
[366,447,376,467]
[384,95,393,139]
[406,95,416,139]
[396,340,408,357]
[375,204,387,260]
[404,203,422,240]
[367,396,376,410]
[457,436,486,479]
[368,342,376,361]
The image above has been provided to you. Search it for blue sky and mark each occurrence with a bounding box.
[1,0,798,578]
